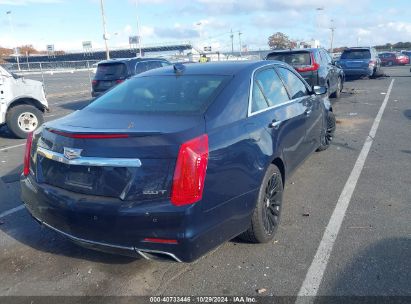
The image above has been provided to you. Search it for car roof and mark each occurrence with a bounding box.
[138,61,287,77]
[97,57,168,65]
[267,48,319,54]
[343,47,372,51]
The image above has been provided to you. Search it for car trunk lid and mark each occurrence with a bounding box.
[33,110,205,201]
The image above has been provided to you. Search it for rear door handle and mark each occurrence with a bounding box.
[269,120,282,129]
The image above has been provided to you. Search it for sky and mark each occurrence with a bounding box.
[0,0,411,53]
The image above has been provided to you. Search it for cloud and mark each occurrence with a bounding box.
[194,0,346,14]
[123,25,133,35]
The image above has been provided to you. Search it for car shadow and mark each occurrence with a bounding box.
[0,164,22,183]
[315,237,411,301]
[58,98,92,111]
[403,110,411,120]
[344,73,389,82]
[0,125,18,139]
[0,165,142,265]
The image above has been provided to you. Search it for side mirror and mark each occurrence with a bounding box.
[313,85,327,95]
[332,60,340,67]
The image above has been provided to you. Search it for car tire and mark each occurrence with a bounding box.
[239,164,283,243]
[6,104,44,139]
[317,111,336,152]
[330,77,342,98]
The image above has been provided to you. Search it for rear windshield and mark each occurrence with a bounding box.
[267,52,311,66]
[95,63,127,79]
[86,75,230,114]
[341,49,371,60]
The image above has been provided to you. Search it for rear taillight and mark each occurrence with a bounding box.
[115,79,124,84]
[171,134,209,206]
[23,132,33,176]
[295,53,320,72]
[92,80,98,85]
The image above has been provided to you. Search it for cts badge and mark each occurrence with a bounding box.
[63,147,83,160]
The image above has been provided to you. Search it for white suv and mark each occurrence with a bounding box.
[0,66,48,138]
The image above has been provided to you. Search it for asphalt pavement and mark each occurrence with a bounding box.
[0,66,410,300]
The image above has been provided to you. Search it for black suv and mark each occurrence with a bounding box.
[91,57,171,97]
[266,48,344,98]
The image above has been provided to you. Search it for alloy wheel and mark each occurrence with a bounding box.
[323,114,336,146]
[262,173,282,234]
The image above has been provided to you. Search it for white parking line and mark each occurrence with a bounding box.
[295,79,395,303]
[0,143,25,152]
[0,205,25,218]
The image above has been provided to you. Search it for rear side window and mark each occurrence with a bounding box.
[96,63,127,79]
[321,50,332,64]
[276,67,309,99]
[251,68,289,113]
[135,61,164,74]
[341,49,371,60]
[86,75,230,114]
[267,52,311,66]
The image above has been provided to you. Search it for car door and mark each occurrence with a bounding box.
[247,66,309,173]
[276,66,323,155]
[321,49,338,93]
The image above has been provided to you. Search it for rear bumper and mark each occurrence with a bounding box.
[91,91,104,98]
[342,67,373,76]
[34,217,182,262]
[21,175,253,262]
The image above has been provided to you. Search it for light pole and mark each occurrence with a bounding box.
[315,7,324,29]
[329,19,335,54]
[238,31,242,57]
[6,11,20,71]
[99,0,110,60]
[135,0,143,57]
[230,29,234,55]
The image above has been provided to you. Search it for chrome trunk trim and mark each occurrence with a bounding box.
[37,146,142,167]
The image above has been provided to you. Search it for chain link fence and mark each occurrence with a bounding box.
[0,53,269,101]
[4,60,100,73]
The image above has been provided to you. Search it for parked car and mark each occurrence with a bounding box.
[400,50,411,60]
[0,65,48,138]
[91,57,171,97]
[337,47,381,77]
[266,48,344,98]
[21,61,336,263]
[378,52,409,66]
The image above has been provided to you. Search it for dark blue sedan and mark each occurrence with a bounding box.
[21,61,335,262]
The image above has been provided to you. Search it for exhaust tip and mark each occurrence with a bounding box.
[136,249,182,263]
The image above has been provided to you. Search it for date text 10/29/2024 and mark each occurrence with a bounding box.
[149,296,258,303]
